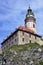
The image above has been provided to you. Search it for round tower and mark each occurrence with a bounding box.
[25,6,36,33]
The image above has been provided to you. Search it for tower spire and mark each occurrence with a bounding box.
[25,6,36,33]
[29,4,30,9]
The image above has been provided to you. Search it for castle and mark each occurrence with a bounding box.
[1,6,43,51]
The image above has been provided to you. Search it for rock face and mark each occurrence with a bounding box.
[2,43,43,65]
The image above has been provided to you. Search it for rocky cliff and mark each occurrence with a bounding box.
[2,43,43,65]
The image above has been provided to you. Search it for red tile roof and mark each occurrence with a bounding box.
[18,26,34,33]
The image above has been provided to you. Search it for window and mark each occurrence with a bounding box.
[9,44,10,46]
[22,38,24,42]
[12,42,13,44]
[33,24,35,28]
[29,34,31,38]
[30,40,31,43]
[41,37,43,41]
[22,32,24,35]
[15,39,17,42]
[35,36,36,39]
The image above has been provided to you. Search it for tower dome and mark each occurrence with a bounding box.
[28,6,34,16]
[25,6,36,33]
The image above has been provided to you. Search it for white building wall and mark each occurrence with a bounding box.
[26,22,36,33]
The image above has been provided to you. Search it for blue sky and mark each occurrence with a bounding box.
[0,0,43,48]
